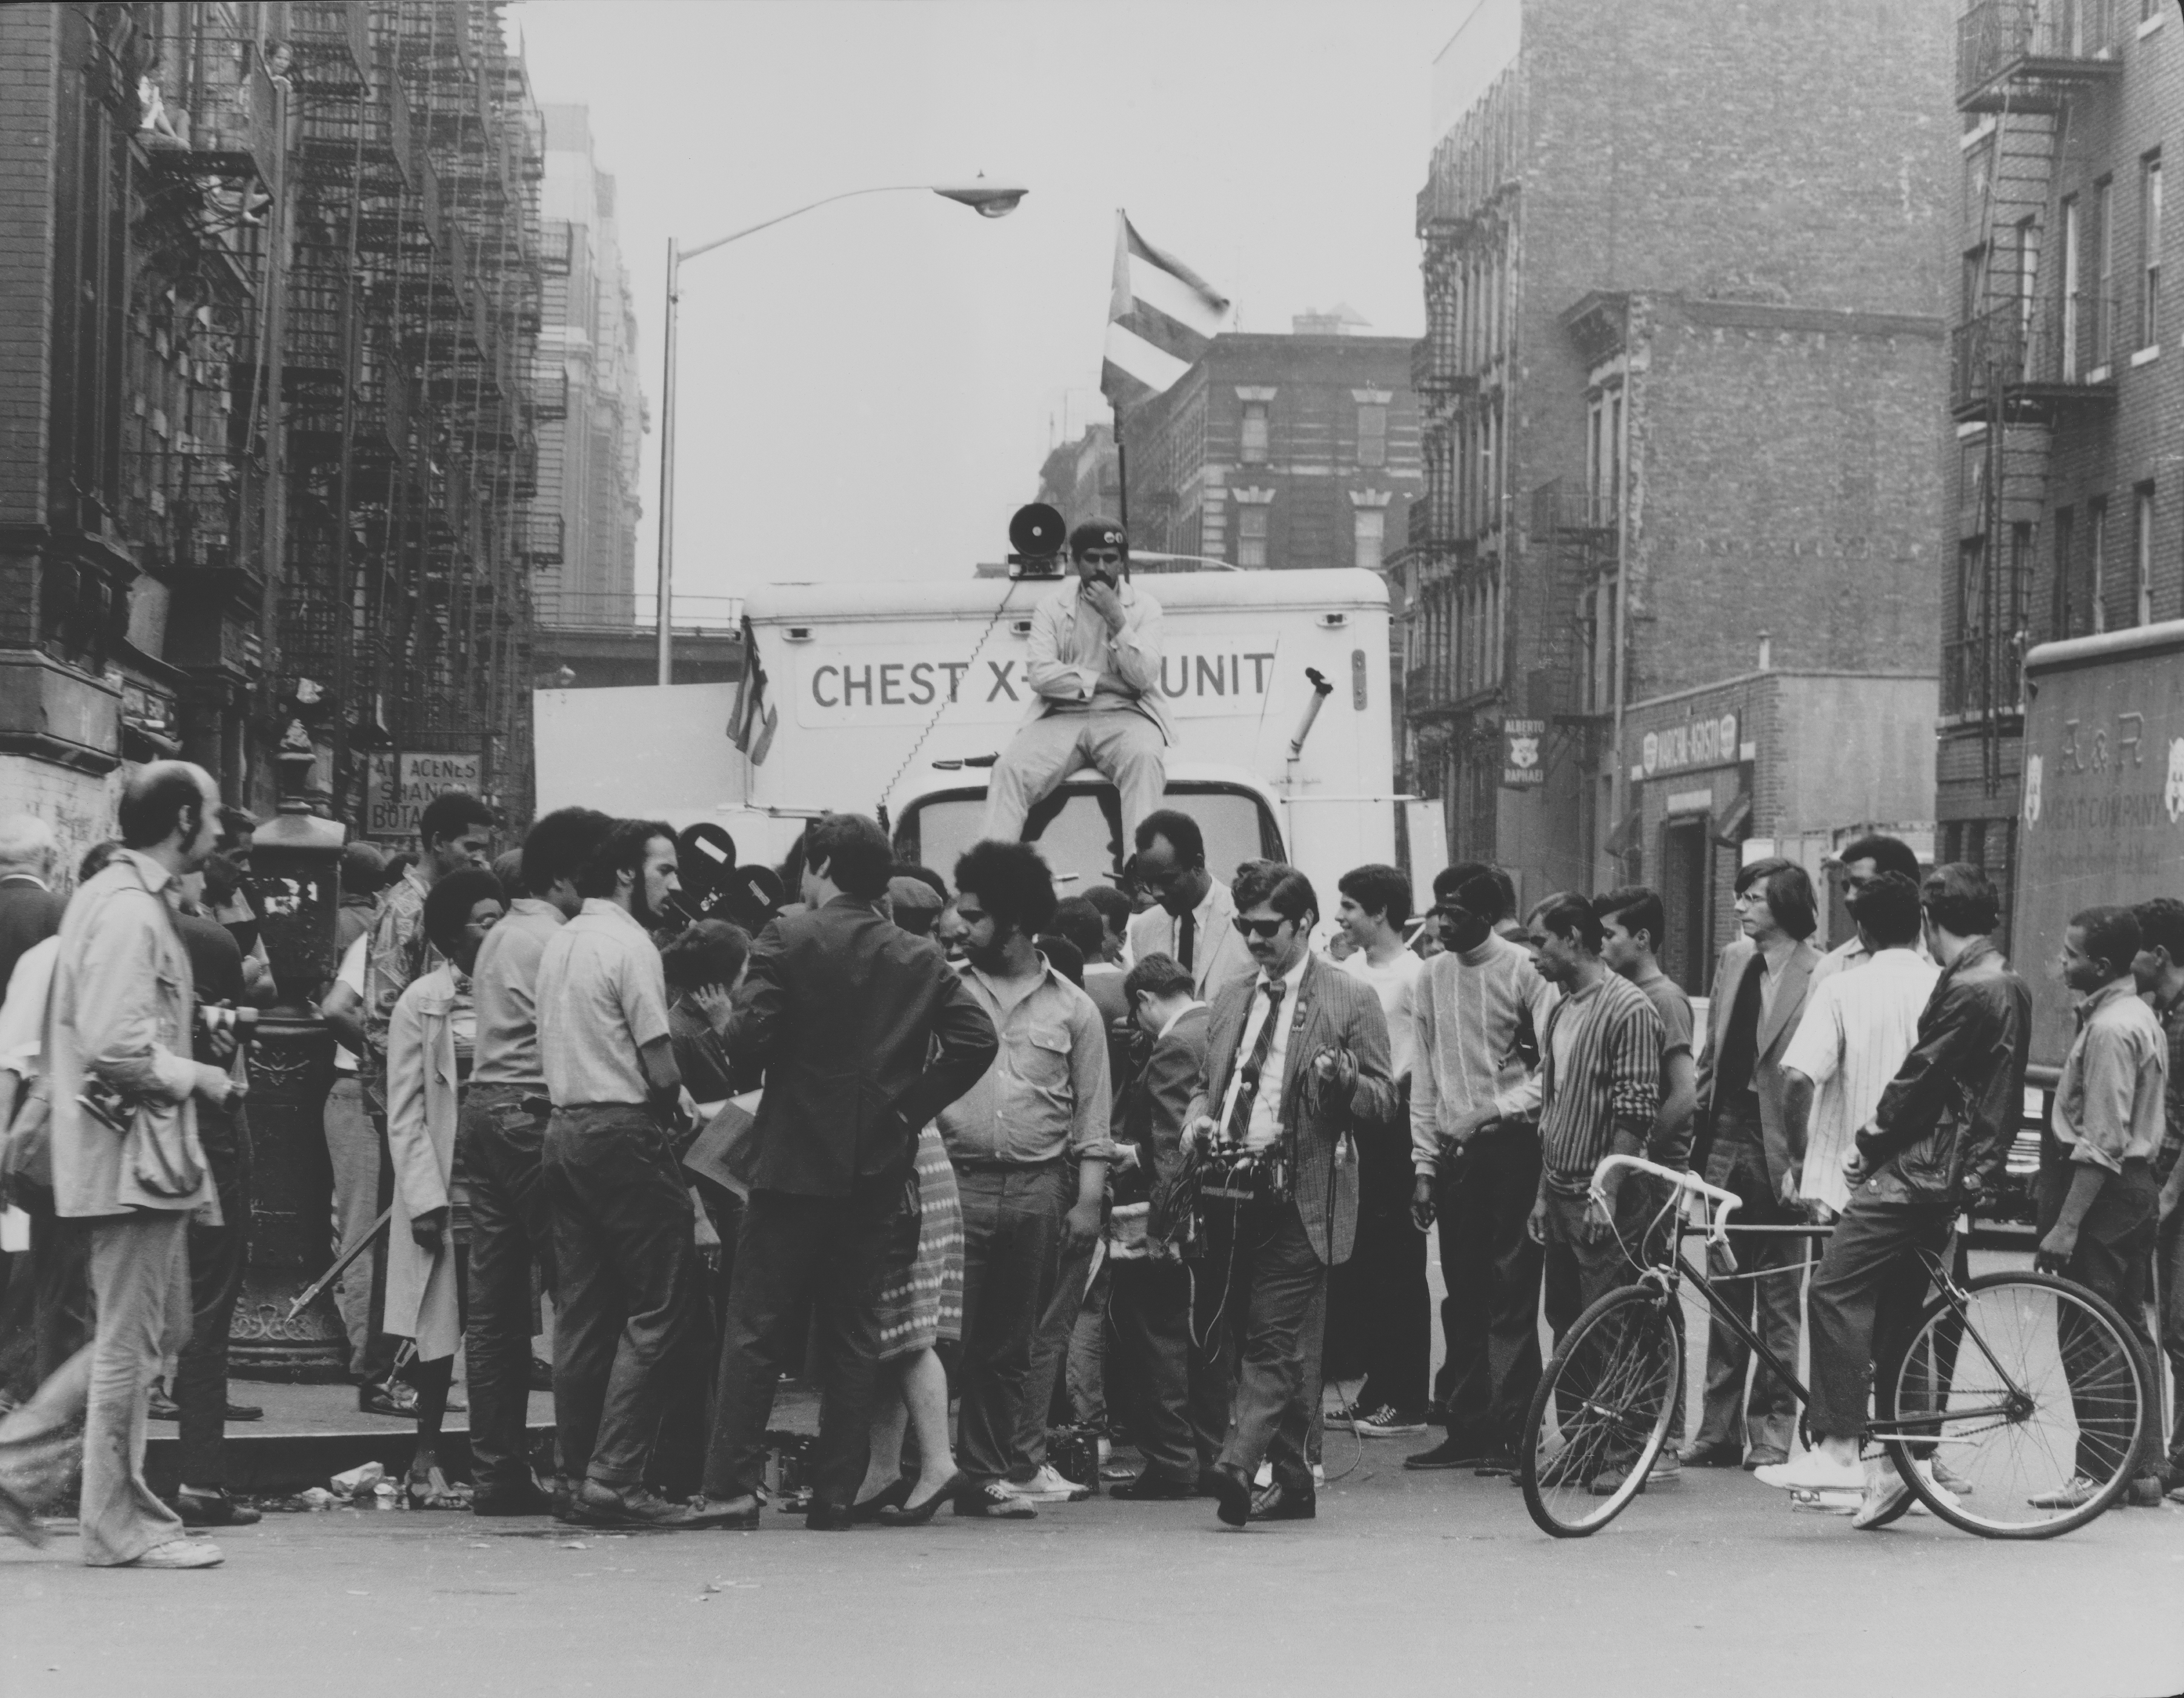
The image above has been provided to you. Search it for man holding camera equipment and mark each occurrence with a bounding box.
[982,519,1171,853]
[1187,862,1395,1527]
[42,762,241,1568]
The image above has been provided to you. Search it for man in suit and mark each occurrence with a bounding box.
[699,813,997,1530]
[1106,951,1224,1500]
[1126,809,1254,999]
[0,814,65,999]
[1186,862,1397,1527]
[1682,856,1823,1471]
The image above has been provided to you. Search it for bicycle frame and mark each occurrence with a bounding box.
[1593,1155,2036,1445]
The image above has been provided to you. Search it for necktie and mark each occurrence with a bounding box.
[1222,979,1288,1147]
[1177,909,1196,974]
[1713,954,1766,1106]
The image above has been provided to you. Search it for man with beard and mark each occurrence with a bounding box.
[536,817,711,1528]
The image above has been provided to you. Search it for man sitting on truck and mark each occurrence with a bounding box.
[982,519,1171,855]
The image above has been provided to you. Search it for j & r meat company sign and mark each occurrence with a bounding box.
[792,638,1283,728]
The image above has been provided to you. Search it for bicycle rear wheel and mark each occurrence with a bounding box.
[1521,1283,1680,1538]
[1877,1270,2151,1539]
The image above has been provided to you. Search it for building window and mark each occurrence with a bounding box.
[2088,494,2108,631]
[2140,151,2161,350]
[1353,508,1385,573]
[1356,402,1387,468]
[2134,482,2155,625]
[1240,401,1268,464]
[1237,505,1270,568]
[2062,195,2082,379]
[2094,176,2114,365]
[2051,505,2076,636]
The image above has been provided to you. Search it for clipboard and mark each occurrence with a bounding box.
[682,1090,764,1200]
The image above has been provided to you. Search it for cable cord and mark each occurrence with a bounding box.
[876,578,1022,819]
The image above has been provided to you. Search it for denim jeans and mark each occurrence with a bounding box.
[542,1104,701,1490]
[955,1162,1070,1484]
[461,1084,555,1496]
[1805,1189,1953,1443]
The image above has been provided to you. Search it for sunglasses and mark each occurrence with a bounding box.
[1233,916,1291,940]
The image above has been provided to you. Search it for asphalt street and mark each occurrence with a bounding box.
[4,1440,2180,1698]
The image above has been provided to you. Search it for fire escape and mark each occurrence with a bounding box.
[1949,0,2120,801]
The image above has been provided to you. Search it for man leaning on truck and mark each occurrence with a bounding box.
[982,519,1171,853]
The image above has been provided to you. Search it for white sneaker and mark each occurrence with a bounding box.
[2026,1475,2100,1511]
[124,1539,223,1569]
[1008,1465,1090,1503]
[1311,1463,1325,1488]
[1753,1450,1866,1494]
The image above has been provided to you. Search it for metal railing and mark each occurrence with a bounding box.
[1951,293,2120,412]
[532,590,744,633]
[1958,0,2117,96]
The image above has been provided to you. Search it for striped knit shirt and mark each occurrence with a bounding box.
[1408,933,1559,1174]
[1780,946,1939,1211]
[1537,970,1662,1197]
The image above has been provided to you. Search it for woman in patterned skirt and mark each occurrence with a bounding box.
[850,1124,965,1523]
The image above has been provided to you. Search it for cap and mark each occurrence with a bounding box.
[887,874,945,917]
[1069,519,1127,559]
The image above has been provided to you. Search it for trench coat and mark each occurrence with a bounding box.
[384,964,463,1360]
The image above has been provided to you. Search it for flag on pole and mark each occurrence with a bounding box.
[727,614,776,765]
[1101,212,1233,411]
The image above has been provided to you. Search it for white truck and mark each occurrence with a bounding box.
[534,567,1407,912]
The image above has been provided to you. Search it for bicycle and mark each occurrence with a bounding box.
[1519,1154,2153,1541]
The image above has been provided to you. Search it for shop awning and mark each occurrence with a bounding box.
[1710,789,1753,847]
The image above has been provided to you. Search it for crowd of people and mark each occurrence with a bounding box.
[0,759,2180,1568]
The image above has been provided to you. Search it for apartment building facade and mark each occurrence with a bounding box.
[1400,0,1953,980]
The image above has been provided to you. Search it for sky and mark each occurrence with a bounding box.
[512,1,1461,596]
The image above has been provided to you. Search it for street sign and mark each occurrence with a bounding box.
[364,749,482,842]
[1502,718,1546,788]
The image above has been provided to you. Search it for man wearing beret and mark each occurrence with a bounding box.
[984,519,1170,856]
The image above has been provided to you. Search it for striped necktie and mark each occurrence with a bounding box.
[1222,979,1288,1146]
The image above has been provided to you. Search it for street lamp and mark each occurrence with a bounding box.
[653,179,1028,684]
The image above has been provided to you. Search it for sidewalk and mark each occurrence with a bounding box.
[150,1377,822,1494]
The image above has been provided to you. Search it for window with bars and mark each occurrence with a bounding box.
[2140,152,2162,350]
[2134,483,2155,625]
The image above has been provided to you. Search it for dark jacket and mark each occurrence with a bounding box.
[0,876,64,1001]
[1188,953,1396,1266]
[727,894,997,1197]
[1121,1003,1210,1237]
[1856,937,2031,1206]
[1693,934,1823,1191]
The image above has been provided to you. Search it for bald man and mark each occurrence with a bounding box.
[37,763,242,1568]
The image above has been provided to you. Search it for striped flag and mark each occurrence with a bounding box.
[1102,211,1232,410]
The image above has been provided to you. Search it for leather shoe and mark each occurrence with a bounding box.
[1110,1470,1199,1502]
[358,1380,419,1418]
[1209,1464,1253,1528]
[805,1501,856,1531]
[693,1494,762,1529]
[173,1487,260,1527]
[472,1483,554,1517]
[1248,1477,1316,1522]
[1743,1445,1789,1471]
[224,1400,264,1422]
[574,1480,707,1529]
[1678,1441,1744,1468]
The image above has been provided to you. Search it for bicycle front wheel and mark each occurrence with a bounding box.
[1878,1270,2152,1539]
[1521,1283,1681,1538]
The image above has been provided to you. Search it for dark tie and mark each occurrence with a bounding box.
[1222,980,1288,1146]
[1177,909,1196,974]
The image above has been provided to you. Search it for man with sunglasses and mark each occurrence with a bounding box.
[983,519,1172,854]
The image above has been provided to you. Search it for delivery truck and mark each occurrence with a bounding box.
[2000,617,2184,1224]
[534,566,1404,919]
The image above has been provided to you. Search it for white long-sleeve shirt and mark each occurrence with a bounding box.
[1022,579,1174,743]
[1408,933,1557,1174]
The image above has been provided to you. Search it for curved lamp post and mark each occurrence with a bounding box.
[653,179,1028,684]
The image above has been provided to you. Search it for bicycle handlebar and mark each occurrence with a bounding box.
[1590,1153,1742,1247]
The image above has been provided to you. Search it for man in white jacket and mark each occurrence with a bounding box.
[982,520,1171,851]
[42,762,239,1568]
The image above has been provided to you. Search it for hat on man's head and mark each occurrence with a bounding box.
[1069,519,1127,559]
[887,874,945,917]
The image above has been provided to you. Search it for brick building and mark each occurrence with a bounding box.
[1034,422,1122,534]
[1401,0,1953,981]
[0,2,560,867]
[1119,319,1420,574]
[1938,0,2184,945]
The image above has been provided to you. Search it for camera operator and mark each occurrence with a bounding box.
[1185,862,1395,1527]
